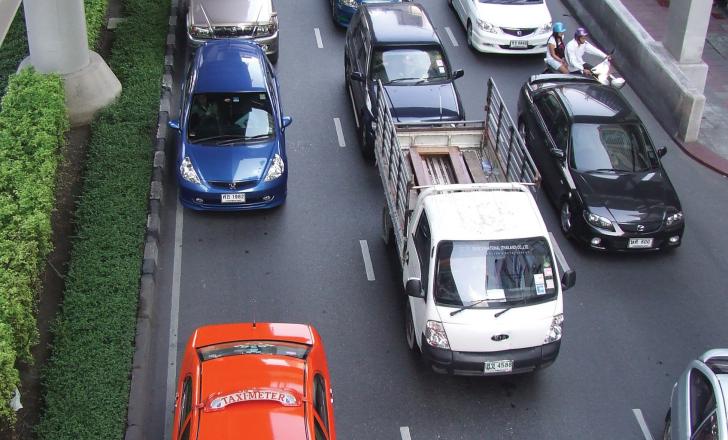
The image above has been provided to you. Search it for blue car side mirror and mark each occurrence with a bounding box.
[282,116,293,129]
[168,119,181,131]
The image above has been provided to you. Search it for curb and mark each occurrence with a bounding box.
[124,4,177,439]
[675,139,728,178]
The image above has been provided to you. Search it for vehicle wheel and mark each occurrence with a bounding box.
[382,205,394,247]
[268,51,278,65]
[447,0,453,8]
[467,21,474,49]
[560,200,573,236]
[663,409,671,440]
[518,120,527,143]
[405,302,418,352]
[359,121,374,160]
[331,0,337,24]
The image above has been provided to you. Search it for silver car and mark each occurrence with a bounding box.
[664,349,728,440]
[185,0,279,63]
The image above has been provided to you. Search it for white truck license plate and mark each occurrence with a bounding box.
[509,40,527,49]
[484,360,513,373]
[628,238,653,249]
[221,193,246,203]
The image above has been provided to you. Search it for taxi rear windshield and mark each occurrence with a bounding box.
[198,340,310,361]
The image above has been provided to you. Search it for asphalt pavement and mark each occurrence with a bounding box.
[141,0,728,438]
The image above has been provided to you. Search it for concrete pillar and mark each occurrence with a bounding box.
[19,0,121,126]
[664,0,712,64]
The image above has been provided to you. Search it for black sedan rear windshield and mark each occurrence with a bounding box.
[570,123,659,172]
[198,340,309,361]
[435,237,557,308]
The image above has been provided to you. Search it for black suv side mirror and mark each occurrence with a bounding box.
[350,71,365,82]
[561,269,576,291]
[405,278,424,299]
[657,146,667,158]
[452,69,464,80]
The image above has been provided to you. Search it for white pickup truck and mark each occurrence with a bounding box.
[374,78,576,375]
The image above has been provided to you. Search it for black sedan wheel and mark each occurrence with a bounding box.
[560,201,573,235]
[662,409,671,440]
[467,22,474,49]
[405,302,417,352]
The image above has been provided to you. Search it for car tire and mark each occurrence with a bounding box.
[359,120,374,160]
[268,51,278,65]
[467,21,474,49]
[518,120,527,144]
[405,302,418,353]
[560,200,573,236]
[662,409,671,440]
[331,0,337,24]
[447,0,453,8]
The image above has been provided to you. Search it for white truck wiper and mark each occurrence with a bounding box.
[449,298,491,316]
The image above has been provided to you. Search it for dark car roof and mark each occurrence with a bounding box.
[554,83,639,124]
[193,40,268,94]
[363,3,440,46]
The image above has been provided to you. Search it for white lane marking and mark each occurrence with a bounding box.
[400,426,412,440]
[163,196,184,440]
[334,117,346,147]
[444,26,459,47]
[359,240,375,281]
[314,27,324,49]
[632,408,655,440]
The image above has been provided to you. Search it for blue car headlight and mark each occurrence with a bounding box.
[584,210,615,231]
[665,211,684,227]
[179,156,201,184]
[264,154,284,182]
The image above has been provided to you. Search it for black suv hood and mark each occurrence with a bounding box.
[383,83,462,122]
[573,169,681,223]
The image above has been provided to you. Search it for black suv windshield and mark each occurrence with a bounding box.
[371,47,450,84]
[188,92,274,144]
[435,237,557,308]
[198,340,309,361]
[571,123,659,172]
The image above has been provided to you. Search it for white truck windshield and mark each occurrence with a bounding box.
[435,237,556,308]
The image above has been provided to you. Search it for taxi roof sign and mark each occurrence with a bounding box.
[205,388,301,412]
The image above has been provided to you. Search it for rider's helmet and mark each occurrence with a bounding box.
[553,22,565,34]
[574,27,589,39]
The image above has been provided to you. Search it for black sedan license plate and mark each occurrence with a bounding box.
[628,238,653,249]
[484,360,513,374]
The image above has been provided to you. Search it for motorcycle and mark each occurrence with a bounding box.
[543,52,626,89]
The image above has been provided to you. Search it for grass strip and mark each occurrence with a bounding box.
[0,69,67,424]
[35,0,168,436]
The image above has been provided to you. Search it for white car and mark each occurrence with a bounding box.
[448,0,552,54]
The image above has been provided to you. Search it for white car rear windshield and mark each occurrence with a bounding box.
[435,237,556,308]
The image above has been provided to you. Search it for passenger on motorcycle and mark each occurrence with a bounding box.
[565,27,609,76]
[545,22,568,74]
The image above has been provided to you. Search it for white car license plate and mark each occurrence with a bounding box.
[221,193,246,203]
[509,40,528,49]
[628,238,653,249]
[484,360,513,374]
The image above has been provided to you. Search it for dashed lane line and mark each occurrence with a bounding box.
[632,408,655,440]
[314,27,324,49]
[334,117,346,147]
[400,426,412,440]
[359,240,375,281]
[444,26,459,47]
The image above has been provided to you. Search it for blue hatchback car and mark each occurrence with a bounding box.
[330,0,407,27]
[170,40,291,211]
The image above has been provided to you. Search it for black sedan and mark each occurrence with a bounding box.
[517,74,684,251]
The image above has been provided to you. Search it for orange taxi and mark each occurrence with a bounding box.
[171,322,336,439]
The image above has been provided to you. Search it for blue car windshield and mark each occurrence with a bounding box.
[187,92,274,144]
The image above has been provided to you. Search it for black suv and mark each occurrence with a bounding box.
[344,2,465,158]
[517,74,684,252]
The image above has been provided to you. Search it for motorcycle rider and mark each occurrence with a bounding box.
[565,27,609,76]
[545,22,569,73]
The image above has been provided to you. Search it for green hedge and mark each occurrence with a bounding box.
[36,0,168,436]
[0,68,68,424]
[0,0,108,96]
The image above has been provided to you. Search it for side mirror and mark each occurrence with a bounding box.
[282,116,293,128]
[657,146,667,158]
[561,269,576,291]
[350,71,365,82]
[452,69,464,80]
[405,278,424,299]
[550,148,565,160]
[168,119,181,131]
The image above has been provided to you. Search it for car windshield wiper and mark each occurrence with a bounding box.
[387,77,425,84]
[190,134,246,143]
[587,168,628,174]
[217,134,271,145]
[450,298,492,316]
[494,298,528,318]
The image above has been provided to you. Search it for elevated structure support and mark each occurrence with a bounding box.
[663,0,711,95]
[19,0,120,126]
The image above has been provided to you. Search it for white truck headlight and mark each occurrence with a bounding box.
[665,211,683,227]
[545,314,563,343]
[477,19,498,34]
[264,154,284,182]
[585,210,614,231]
[180,156,201,184]
[425,321,450,349]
